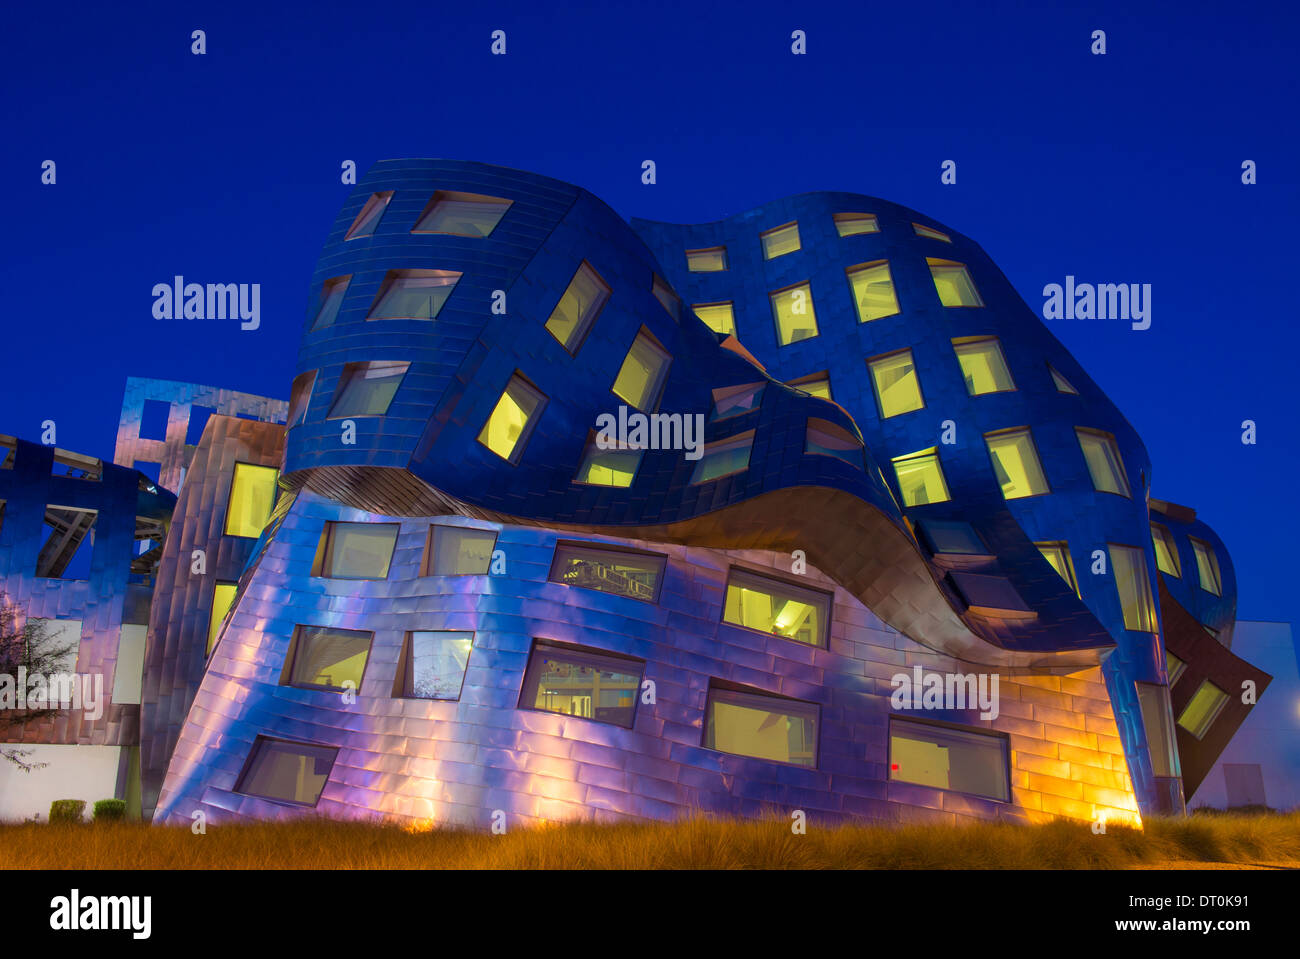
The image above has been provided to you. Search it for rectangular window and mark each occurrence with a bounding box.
[846,260,900,322]
[889,718,1009,801]
[546,261,610,353]
[693,301,736,335]
[367,269,461,321]
[834,212,879,236]
[478,373,545,463]
[770,281,818,345]
[912,222,951,242]
[140,399,170,441]
[1076,428,1131,497]
[984,428,1049,499]
[705,685,818,767]
[236,737,337,806]
[805,418,863,468]
[1165,649,1187,686]
[868,349,924,418]
[928,258,984,307]
[111,624,147,705]
[310,276,351,331]
[723,567,830,646]
[412,190,511,237]
[208,582,237,657]
[710,383,764,421]
[891,448,951,506]
[396,631,474,700]
[312,521,399,579]
[686,246,727,272]
[575,435,642,487]
[223,463,279,538]
[344,191,393,240]
[920,519,987,556]
[549,542,666,603]
[761,222,801,259]
[287,370,317,427]
[690,431,753,484]
[1109,544,1158,632]
[1178,680,1230,738]
[424,526,497,575]
[787,372,832,401]
[1190,537,1222,595]
[327,360,409,418]
[1151,523,1181,577]
[283,625,373,692]
[611,330,671,411]
[36,506,97,579]
[953,337,1015,394]
[1036,541,1080,597]
[1135,683,1179,777]
[520,641,645,728]
[651,275,680,321]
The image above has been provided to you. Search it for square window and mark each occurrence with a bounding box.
[953,337,1015,394]
[686,247,728,272]
[846,260,900,322]
[1151,523,1181,577]
[327,360,409,419]
[723,567,830,646]
[693,301,736,336]
[1190,537,1222,595]
[891,448,951,507]
[312,521,399,579]
[1076,428,1131,497]
[549,542,666,603]
[546,261,610,353]
[36,506,96,579]
[611,330,671,411]
[396,631,474,700]
[805,417,863,468]
[710,382,765,421]
[927,258,984,307]
[834,213,879,236]
[344,191,393,241]
[1109,544,1157,632]
[889,719,1009,801]
[236,737,337,806]
[1049,364,1079,394]
[520,641,645,728]
[424,526,497,575]
[208,581,237,657]
[770,282,818,345]
[287,370,317,428]
[984,428,1049,499]
[140,399,171,441]
[912,222,952,242]
[690,431,753,484]
[868,349,924,418]
[478,374,545,463]
[1178,680,1230,739]
[223,462,279,538]
[367,269,461,321]
[575,434,643,487]
[1035,541,1080,597]
[412,190,512,237]
[310,275,351,330]
[705,685,818,767]
[787,372,832,401]
[651,275,680,321]
[761,222,801,259]
[283,625,373,692]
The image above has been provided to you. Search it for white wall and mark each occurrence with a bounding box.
[0,744,123,822]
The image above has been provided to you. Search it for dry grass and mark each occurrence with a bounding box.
[2,812,1298,869]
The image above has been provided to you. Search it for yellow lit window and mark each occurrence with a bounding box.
[706,688,818,766]
[1036,542,1079,597]
[761,222,801,259]
[686,247,727,272]
[611,330,671,411]
[1178,680,1229,739]
[985,428,1048,499]
[285,626,372,691]
[1165,649,1187,686]
[834,213,879,236]
[913,222,952,242]
[1109,544,1157,632]
[770,282,818,345]
[207,582,237,656]
[868,350,924,418]
[928,258,984,307]
[953,337,1015,394]
[788,372,832,400]
[723,568,830,645]
[693,302,736,335]
[223,463,279,538]
[546,261,610,353]
[1076,428,1131,497]
[891,448,951,506]
[478,374,545,463]
[1151,524,1181,577]
[846,260,899,322]
[1190,537,1222,595]
[575,437,641,487]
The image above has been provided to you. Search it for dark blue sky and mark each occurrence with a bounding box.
[6,1,1297,630]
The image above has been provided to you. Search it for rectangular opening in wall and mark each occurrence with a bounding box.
[36,506,97,580]
[705,683,818,767]
[235,736,338,806]
[423,526,497,575]
[1135,682,1180,777]
[549,541,666,603]
[394,631,474,700]
[51,449,103,482]
[311,521,399,579]
[888,717,1009,801]
[281,625,373,692]
[208,582,238,657]
[519,640,645,728]
[722,567,830,646]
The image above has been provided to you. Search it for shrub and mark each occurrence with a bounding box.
[48,799,86,823]
[93,799,127,822]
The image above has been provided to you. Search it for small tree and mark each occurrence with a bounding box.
[0,597,81,772]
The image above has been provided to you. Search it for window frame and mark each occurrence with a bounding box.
[234,735,339,807]
[685,246,728,273]
[281,624,375,693]
[867,347,925,418]
[768,280,819,346]
[845,259,900,323]
[689,430,755,484]
[394,630,475,701]
[518,639,647,730]
[548,540,667,604]
[721,565,832,648]
[1075,427,1132,498]
[477,372,547,465]
[545,260,611,355]
[311,521,400,580]
[983,426,1050,500]
[760,221,801,260]
[887,716,1011,802]
[704,682,820,768]
[410,189,513,237]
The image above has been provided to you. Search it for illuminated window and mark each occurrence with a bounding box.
[287,370,316,427]
[889,719,1009,801]
[236,737,337,806]
[312,522,399,579]
[223,463,279,538]
[1035,541,1079,597]
[478,374,545,463]
[710,383,764,421]
[690,431,753,484]
[520,641,645,728]
[891,448,951,506]
[327,360,409,418]
[412,190,511,236]
[761,222,801,259]
[787,372,832,400]
[723,567,829,646]
[1049,364,1079,394]
[805,418,863,468]
[36,506,96,579]
[344,191,393,240]
[912,222,952,242]
[686,247,727,272]
[546,261,610,353]
[868,349,924,418]
[1135,684,1179,777]
[1178,680,1229,739]
[1109,544,1157,632]
[984,428,1048,499]
[651,275,680,321]
[1190,537,1222,595]
[283,625,373,692]
[846,260,899,322]
[1076,428,1131,497]
[575,434,642,487]
[367,269,461,321]
[549,542,666,603]
[693,301,736,335]
[396,631,474,700]
[834,212,879,236]
[770,281,818,345]
[927,258,984,307]
[207,582,237,657]
[612,330,671,411]
[1151,524,1181,577]
[952,337,1015,395]
[705,685,818,767]
[424,526,497,575]
[1165,649,1187,686]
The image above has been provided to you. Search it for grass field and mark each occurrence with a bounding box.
[3,812,1299,869]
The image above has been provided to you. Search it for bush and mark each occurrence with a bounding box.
[93,799,127,822]
[48,799,86,823]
